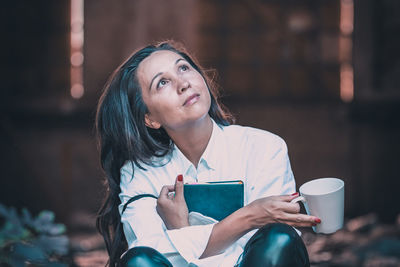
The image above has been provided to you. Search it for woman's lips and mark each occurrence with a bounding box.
[183,94,200,106]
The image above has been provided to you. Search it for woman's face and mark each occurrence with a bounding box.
[137,50,211,131]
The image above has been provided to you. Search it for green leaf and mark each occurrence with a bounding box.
[32,235,69,256]
[37,211,55,223]
[11,242,48,261]
[21,208,33,225]
[0,204,70,264]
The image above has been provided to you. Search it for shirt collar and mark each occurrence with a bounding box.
[173,144,192,175]
[173,119,224,173]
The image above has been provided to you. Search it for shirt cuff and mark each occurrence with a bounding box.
[166,223,216,263]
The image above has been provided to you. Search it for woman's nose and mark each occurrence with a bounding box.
[178,80,190,94]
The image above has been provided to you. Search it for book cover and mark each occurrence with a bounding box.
[183,180,244,221]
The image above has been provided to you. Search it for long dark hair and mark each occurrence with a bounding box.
[95,41,234,266]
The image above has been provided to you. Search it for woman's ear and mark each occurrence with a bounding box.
[144,114,161,129]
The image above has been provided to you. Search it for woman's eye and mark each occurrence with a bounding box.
[157,79,168,89]
[179,65,189,72]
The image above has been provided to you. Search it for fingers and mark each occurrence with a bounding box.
[270,194,302,213]
[251,194,322,229]
[158,174,185,201]
[158,185,175,200]
[283,213,320,224]
[281,202,301,214]
[280,212,322,228]
[264,196,301,214]
[174,174,184,201]
[272,197,321,226]
[285,220,317,228]
[274,192,300,202]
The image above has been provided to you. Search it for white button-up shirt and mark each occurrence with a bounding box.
[119,120,296,267]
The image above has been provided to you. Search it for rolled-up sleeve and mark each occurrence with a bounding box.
[166,224,215,262]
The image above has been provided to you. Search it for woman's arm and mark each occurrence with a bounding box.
[157,177,319,259]
[200,193,319,258]
[199,204,252,258]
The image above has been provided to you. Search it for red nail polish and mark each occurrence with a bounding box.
[177,174,183,182]
[291,192,299,196]
[315,218,321,223]
[312,223,317,227]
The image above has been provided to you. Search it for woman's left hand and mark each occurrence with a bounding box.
[156,174,189,230]
[245,193,320,228]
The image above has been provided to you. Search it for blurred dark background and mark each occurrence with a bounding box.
[1,0,399,232]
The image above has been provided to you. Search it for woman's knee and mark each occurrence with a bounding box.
[240,223,309,267]
[118,246,172,267]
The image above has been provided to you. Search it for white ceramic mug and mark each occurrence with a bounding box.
[291,177,345,234]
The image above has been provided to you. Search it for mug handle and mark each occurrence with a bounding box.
[290,195,306,204]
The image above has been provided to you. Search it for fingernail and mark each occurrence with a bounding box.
[177,174,183,182]
[315,218,321,223]
[312,223,317,226]
[291,192,299,196]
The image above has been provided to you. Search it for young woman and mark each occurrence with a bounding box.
[96,41,320,267]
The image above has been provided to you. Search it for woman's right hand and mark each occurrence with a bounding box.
[156,174,189,230]
[245,193,321,228]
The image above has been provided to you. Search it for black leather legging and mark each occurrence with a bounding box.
[119,246,172,267]
[118,223,310,267]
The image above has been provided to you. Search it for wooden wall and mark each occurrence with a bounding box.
[1,0,399,226]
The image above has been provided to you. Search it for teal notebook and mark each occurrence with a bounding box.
[183,180,244,221]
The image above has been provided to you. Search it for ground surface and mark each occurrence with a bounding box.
[69,213,400,267]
